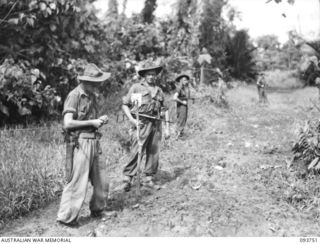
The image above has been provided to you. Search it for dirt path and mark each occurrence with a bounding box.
[2,85,320,237]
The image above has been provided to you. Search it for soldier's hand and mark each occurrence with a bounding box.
[183,101,188,105]
[92,119,104,128]
[130,119,142,128]
[98,115,109,124]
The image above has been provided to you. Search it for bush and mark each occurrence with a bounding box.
[264,69,303,89]
[292,119,320,172]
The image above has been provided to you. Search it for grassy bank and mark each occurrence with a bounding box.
[264,69,303,90]
[0,126,65,227]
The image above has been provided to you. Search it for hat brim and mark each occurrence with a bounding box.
[138,66,162,77]
[175,74,190,82]
[78,72,111,82]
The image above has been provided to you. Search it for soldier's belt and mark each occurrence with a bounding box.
[78,132,100,139]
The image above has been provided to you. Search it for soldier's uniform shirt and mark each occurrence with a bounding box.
[122,82,165,178]
[256,77,265,88]
[57,84,108,224]
[256,77,268,103]
[176,84,189,102]
[62,85,98,132]
[122,82,165,117]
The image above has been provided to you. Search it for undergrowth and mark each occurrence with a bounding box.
[0,126,64,228]
[0,84,228,228]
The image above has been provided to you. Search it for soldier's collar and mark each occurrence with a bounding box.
[78,84,89,97]
[140,82,158,89]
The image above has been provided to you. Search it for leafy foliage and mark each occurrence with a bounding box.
[292,119,320,172]
[198,0,228,67]
[0,0,108,124]
[0,0,259,125]
[141,0,157,23]
[255,32,303,72]
[225,30,257,80]
[107,0,119,19]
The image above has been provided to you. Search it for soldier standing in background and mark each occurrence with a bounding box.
[315,77,320,102]
[173,73,190,139]
[57,63,111,227]
[121,60,170,192]
[256,73,268,104]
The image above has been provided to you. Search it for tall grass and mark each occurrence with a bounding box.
[264,69,303,90]
[0,85,228,227]
[0,126,65,226]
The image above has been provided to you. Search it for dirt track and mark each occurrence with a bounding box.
[2,85,320,237]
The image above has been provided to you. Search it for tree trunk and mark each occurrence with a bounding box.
[200,65,205,84]
[122,0,127,16]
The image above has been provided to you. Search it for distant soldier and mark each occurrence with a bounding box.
[173,73,190,138]
[303,56,319,86]
[315,77,320,102]
[121,60,170,192]
[57,63,111,227]
[256,73,268,104]
[215,68,227,103]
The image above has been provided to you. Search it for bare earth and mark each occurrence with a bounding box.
[1,85,320,237]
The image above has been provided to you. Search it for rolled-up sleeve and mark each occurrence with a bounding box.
[62,93,78,118]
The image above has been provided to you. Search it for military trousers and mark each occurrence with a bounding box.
[257,86,267,103]
[176,104,188,136]
[57,137,108,224]
[123,121,162,179]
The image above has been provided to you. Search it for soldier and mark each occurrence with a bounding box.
[315,77,320,102]
[256,73,268,104]
[57,63,111,227]
[173,73,190,138]
[121,60,170,192]
[215,68,227,106]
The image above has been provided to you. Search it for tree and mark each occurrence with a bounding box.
[256,35,280,50]
[197,0,229,67]
[141,0,157,23]
[226,30,257,80]
[164,0,199,56]
[280,30,303,69]
[106,0,118,19]
[0,0,108,124]
[256,35,281,70]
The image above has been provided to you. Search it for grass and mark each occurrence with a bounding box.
[0,84,258,228]
[0,91,132,228]
[2,82,320,234]
[0,126,65,227]
[264,69,303,90]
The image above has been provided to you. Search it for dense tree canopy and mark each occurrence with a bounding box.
[141,0,157,23]
[1,0,294,125]
[0,0,106,124]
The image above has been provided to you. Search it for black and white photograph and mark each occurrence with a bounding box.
[1,0,320,240]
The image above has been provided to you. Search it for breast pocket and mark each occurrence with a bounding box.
[141,91,152,105]
[78,102,89,119]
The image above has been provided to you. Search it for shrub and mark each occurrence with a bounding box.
[292,119,320,172]
[264,69,303,89]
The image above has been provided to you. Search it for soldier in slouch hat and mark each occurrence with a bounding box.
[57,63,111,227]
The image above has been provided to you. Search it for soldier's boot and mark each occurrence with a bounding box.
[57,219,79,228]
[91,210,117,219]
[142,176,161,190]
